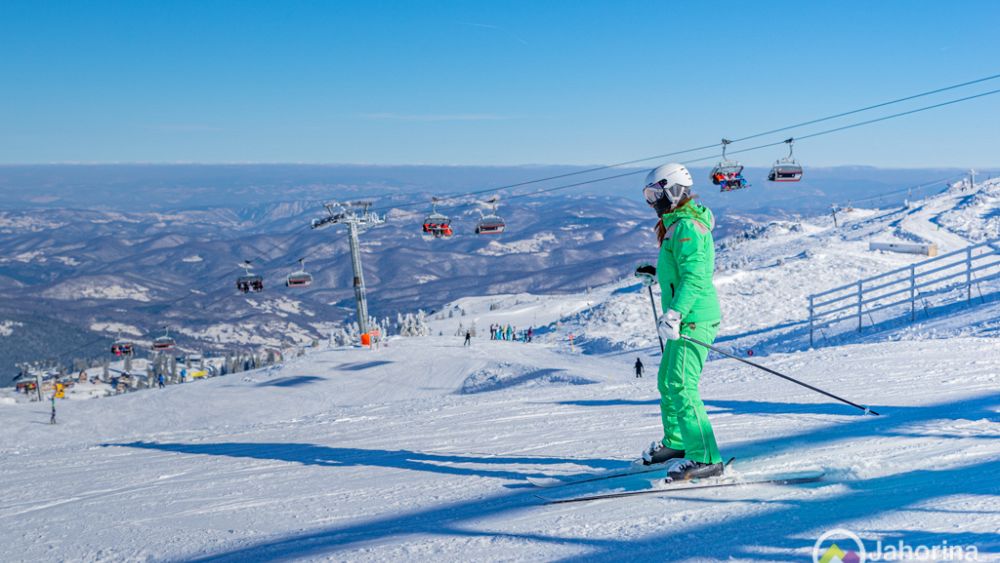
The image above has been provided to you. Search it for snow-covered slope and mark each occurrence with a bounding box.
[0,334,997,561]
[542,179,1000,357]
[1,180,998,561]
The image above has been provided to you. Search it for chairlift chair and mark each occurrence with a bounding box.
[152,328,176,351]
[236,260,264,293]
[285,258,313,288]
[710,139,750,192]
[421,198,454,240]
[476,215,506,235]
[768,138,803,182]
[111,340,134,357]
[475,197,506,235]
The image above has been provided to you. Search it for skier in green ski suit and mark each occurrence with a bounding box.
[640,162,726,482]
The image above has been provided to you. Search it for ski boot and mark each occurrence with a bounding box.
[640,441,685,466]
[664,459,725,482]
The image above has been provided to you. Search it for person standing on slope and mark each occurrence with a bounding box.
[634,357,644,378]
[640,163,725,482]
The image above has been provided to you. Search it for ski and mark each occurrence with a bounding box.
[528,457,734,489]
[537,469,825,505]
[526,459,681,489]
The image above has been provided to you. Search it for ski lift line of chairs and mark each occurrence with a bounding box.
[286,258,313,288]
[422,197,454,240]
[768,138,804,183]
[236,260,264,294]
[418,196,506,238]
[710,139,749,192]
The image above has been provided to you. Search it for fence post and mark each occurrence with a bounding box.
[857,281,863,331]
[808,295,814,348]
[966,246,973,302]
[909,264,916,321]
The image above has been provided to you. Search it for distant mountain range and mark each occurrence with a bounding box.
[0,163,988,384]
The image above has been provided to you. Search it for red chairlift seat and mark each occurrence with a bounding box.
[476,215,506,235]
[286,272,313,288]
[767,138,803,183]
[153,336,175,351]
[422,210,453,240]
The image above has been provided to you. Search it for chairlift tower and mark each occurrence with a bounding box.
[311,201,385,335]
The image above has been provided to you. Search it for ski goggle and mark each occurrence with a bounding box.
[643,179,671,205]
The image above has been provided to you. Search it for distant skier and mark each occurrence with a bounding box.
[464,330,472,347]
[49,395,56,424]
[634,357,644,378]
[158,373,165,389]
[640,163,725,482]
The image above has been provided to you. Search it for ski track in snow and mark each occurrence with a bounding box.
[0,337,997,561]
[0,181,999,561]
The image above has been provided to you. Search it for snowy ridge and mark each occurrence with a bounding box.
[536,180,1000,356]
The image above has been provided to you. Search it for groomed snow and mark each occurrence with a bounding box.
[0,335,996,561]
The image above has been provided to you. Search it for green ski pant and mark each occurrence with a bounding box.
[657,319,722,464]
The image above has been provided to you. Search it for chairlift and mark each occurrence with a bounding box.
[768,138,803,182]
[152,328,176,351]
[311,202,347,229]
[285,258,313,288]
[236,260,264,293]
[709,139,749,192]
[475,197,506,235]
[110,333,134,357]
[422,197,454,240]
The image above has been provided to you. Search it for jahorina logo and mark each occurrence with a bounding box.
[814,528,866,563]
[813,528,981,561]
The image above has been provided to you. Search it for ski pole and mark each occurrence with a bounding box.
[646,286,665,353]
[680,335,880,416]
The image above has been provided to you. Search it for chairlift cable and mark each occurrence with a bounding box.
[368,72,1000,214]
[51,77,1000,364]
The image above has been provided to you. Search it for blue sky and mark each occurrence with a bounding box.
[1,0,999,167]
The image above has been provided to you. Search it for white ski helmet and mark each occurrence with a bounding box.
[644,163,693,209]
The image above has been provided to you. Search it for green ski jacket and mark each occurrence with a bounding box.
[657,202,722,323]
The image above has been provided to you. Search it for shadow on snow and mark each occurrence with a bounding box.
[111,391,999,562]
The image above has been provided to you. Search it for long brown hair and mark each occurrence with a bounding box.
[654,195,694,245]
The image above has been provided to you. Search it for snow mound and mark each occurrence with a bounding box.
[476,232,557,256]
[938,178,1000,242]
[0,320,23,337]
[459,361,595,394]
